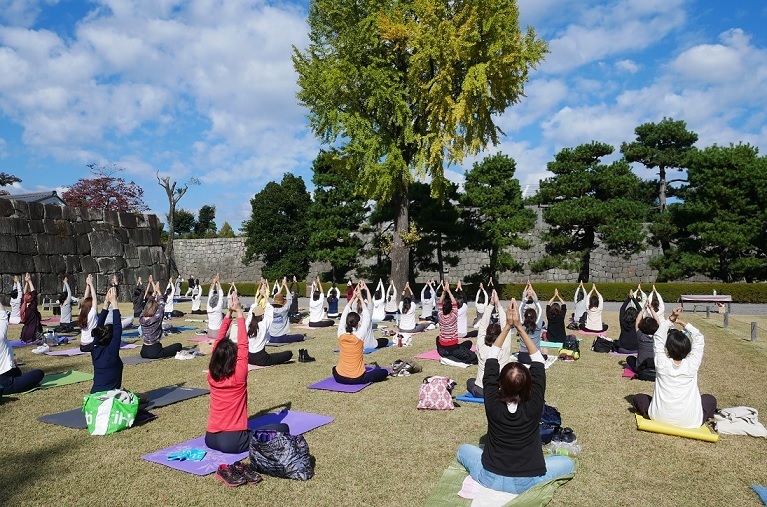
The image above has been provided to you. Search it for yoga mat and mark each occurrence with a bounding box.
[41,317,60,323]
[455,392,484,404]
[415,347,477,361]
[307,366,389,393]
[123,355,158,365]
[174,326,198,332]
[622,367,635,378]
[752,485,767,506]
[9,340,33,347]
[187,336,211,343]
[578,330,607,336]
[141,410,334,475]
[540,341,563,349]
[37,386,209,429]
[185,319,206,323]
[635,414,719,442]
[122,330,140,338]
[43,342,140,356]
[610,351,637,357]
[19,370,94,394]
[424,459,576,507]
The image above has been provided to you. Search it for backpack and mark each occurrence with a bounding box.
[591,336,615,353]
[540,404,562,444]
[560,335,580,360]
[249,426,314,481]
[417,376,456,410]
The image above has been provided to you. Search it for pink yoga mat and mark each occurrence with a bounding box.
[578,330,607,336]
[622,367,635,378]
[187,336,211,343]
[141,410,334,475]
[415,347,477,361]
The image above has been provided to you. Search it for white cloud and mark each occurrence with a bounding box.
[615,59,640,73]
[0,0,56,27]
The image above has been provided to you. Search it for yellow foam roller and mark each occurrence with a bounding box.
[635,414,719,442]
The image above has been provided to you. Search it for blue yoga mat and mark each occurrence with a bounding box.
[334,342,393,354]
[753,485,767,505]
[456,392,484,404]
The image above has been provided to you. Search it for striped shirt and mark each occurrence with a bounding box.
[438,307,459,347]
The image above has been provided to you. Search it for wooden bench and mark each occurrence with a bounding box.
[679,295,732,314]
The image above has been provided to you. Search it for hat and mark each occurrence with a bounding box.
[252,306,264,317]
[273,294,286,307]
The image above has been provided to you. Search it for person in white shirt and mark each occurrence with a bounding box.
[371,279,386,323]
[466,290,510,398]
[0,300,44,394]
[455,281,478,338]
[184,275,195,297]
[645,285,666,319]
[191,279,203,313]
[384,280,398,319]
[164,280,175,319]
[397,282,429,333]
[338,280,388,349]
[420,280,436,322]
[206,275,224,338]
[308,276,334,327]
[573,281,588,326]
[57,275,74,332]
[247,304,293,366]
[78,274,99,352]
[174,275,182,298]
[579,284,607,333]
[633,306,717,428]
[473,282,488,328]
[8,275,22,325]
[268,277,305,343]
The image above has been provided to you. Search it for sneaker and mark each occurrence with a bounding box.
[215,464,246,487]
[175,350,195,360]
[32,344,50,354]
[561,427,577,444]
[230,461,263,484]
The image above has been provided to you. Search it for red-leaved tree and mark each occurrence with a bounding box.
[63,164,149,212]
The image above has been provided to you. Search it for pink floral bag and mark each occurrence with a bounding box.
[417,376,457,410]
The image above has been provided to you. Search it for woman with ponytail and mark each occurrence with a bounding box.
[398,282,429,333]
[19,273,42,344]
[333,290,389,385]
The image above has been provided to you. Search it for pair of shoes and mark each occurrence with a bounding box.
[175,350,195,360]
[298,349,316,363]
[215,464,249,487]
[551,427,577,444]
[195,330,207,336]
[231,460,263,484]
[32,344,50,354]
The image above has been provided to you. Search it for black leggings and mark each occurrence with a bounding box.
[205,430,251,454]
[633,393,717,425]
[141,342,183,359]
[0,367,45,395]
[248,349,293,366]
[466,378,484,398]
[332,366,388,384]
[436,336,478,365]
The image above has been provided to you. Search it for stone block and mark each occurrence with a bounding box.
[11,200,29,218]
[0,235,16,252]
[83,208,103,222]
[0,199,14,218]
[147,214,160,230]
[77,233,91,255]
[66,255,81,274]
[124,244,138,259]
[115,228,129,244]
[119,212,137,229]
[80,256,99,273]
[49,254,66,274]
[33,256,51,272]
[10,217,29,235]
[138,247,153,266]
[45,204,63,220]
[17,236,37,255]
[28,202,45,220]
[89,230,124,257]
[74,220,92,235]
[104,210,120,226]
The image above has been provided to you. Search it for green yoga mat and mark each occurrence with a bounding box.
[20,370,93,394]
[424,459,576,507]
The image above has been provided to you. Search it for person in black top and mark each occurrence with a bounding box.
[457,299,575,494]
[545,289,567,344]
[616,291,640,353]
[90,287,123,394]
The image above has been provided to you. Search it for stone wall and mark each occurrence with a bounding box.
[0,198,165,300]
[172,207,668,284]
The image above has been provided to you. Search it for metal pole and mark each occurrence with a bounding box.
[706,306,710,319]
[753,322,758,342]
[723,312,728,328]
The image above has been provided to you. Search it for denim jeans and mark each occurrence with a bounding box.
[456,444,574,494]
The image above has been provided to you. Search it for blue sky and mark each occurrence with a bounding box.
[1,0,765,231]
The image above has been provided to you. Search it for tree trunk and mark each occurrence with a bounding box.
[488,247,497,283]
[658,166,667,212]
[579,228,596,282]
[165,202,175,282]
[390,186,410,292]
[436,233,444,280]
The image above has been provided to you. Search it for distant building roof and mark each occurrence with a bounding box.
[0,190,67,206]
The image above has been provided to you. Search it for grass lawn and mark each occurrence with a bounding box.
[2,302,766,507]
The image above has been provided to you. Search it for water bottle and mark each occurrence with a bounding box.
[549,441,581,457]
[397,335,402,347]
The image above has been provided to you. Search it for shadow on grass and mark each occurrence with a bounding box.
[0,435,84,502]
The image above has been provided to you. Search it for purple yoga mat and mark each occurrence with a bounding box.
[307,366,390,393]
[141,410,334,475]
[9,340,32,347]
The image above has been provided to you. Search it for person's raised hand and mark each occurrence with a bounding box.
[13,275,18,283]
[509,298,520,327]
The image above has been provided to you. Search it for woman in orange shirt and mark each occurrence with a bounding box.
[332,291,389,385]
